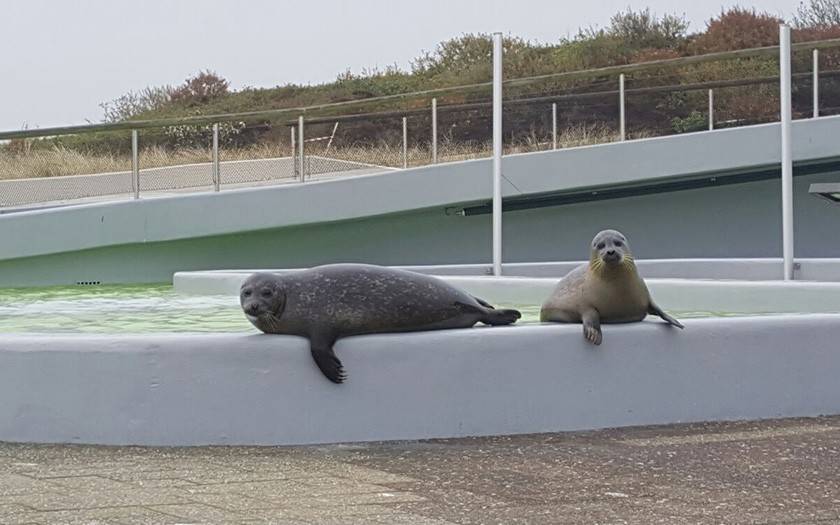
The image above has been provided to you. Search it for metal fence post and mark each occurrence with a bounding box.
[780,24,794,280]
[708,89,714,130]
[619,73,626,141]
[813,48,820,118]
[402,117,408,169]
[212,123,220,192]
[431,97,438,164]
[552,102,558,150]
[290,126,296,179]
[492,32,503,277]
[131,129,139,199]
[298,115,305,181]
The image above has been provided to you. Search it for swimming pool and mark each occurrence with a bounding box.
[0,282,749,334]
[2,270,840,446]
[0,284,252,334]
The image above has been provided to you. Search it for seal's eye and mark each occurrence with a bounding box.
[261,289,273,298]
[614,240,623,247]
[242,289,252,297]
[596,242,606,250]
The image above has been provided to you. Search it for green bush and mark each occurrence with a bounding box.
[671,111,708,133]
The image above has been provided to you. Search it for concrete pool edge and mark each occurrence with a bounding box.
[2,314,839,446]
[173,258,840,295]
[173,265,840,314]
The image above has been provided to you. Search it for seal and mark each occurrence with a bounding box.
[540,229,683,345]
[240,263,522,383]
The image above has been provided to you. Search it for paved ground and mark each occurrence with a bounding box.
[1,415,839,524]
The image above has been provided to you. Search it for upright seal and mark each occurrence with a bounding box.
[241,263,521,383]
[540,229,683,345]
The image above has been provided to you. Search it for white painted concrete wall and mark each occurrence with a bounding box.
[3,117,840,286]
[2,315,839,445]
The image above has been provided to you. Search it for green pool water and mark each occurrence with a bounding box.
[0,284,253,334]
[0,284,717,334]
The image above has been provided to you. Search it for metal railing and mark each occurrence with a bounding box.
[2,38,840,208]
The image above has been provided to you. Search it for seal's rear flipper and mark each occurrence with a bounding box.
[466,297,521,325]
[649,303,684,329]
[308,332,346,384]
[480,307,521,326]
[453,301,520,325]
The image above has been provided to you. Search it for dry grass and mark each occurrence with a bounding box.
[0,146,130,180]
[0,124,625,181]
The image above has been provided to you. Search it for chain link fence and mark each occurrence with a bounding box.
[0,130,134,207]
[3,41,839,209]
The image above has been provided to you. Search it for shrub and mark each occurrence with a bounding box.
[165,121,244,149]
[100,86,174,123]
[793,0,840,28]
[671,111,708,133]
[169,70,230,107]
[689,8,783,54]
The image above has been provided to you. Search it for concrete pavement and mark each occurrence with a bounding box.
[1,415,839,524]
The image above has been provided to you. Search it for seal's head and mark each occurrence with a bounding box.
[589,229,634,273]
[240,272,287,332]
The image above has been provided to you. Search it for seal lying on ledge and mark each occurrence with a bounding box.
[240,263,522,383]
[540,229,683,345]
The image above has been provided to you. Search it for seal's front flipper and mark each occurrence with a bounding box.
[649,302,684,329]
[308,332,345,384]
[581,309,602,345]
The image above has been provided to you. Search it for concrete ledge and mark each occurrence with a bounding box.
[442,276,840,314]
[396,259,840,281]
[1,315,839,445]
[173,267,840,314]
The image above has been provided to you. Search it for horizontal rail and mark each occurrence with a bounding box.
[2,39,840,141]
[302,69,840,126]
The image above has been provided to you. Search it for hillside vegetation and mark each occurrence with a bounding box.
[5,2,840,173]
[101,6,840,122]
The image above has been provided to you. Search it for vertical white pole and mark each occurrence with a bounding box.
[298,115,305,181]
[402,116,408,169]
[619,73,626,141]
[708,89,714,130]
[552,102,558,150]
[131,129,139,199]
[290,126,296,179]
[431,97,438,163]
[212,123,220,192]
[780,24,795,281]
[492,32,503,277]
[813,48,820,118]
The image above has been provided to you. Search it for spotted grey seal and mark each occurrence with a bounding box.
[240,263,522,383]
[540,229,683,345]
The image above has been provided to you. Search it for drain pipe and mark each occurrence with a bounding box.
[780,24,794,280]
[492,32,503,277]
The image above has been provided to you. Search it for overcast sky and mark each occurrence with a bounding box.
[0,0,802,131]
